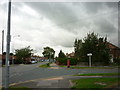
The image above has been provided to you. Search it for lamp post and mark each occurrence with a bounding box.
[87,53,92,67]
[12,35,20,64]
[5,0,11,88]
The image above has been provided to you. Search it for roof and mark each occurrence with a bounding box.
[107,42,120,49]
[66,52,75,57]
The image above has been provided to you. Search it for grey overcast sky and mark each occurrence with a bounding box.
[0,0,119,56]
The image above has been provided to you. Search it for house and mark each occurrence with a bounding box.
[107,42,120,63]
[2,52,13,65]
[0,54,2,60]
[66,52,75,58]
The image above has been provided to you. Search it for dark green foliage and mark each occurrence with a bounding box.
[74,39,82,61]
[58,50,66,58]
[57,58,67,65]
[69,58,78,65]
[57,57,77,65]
[113,58,120,65]
[15,46,33,64]
[74,32,110,65]
[42,46,55,59]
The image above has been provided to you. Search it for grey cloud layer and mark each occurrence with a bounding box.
[23,2,118,48]
[1,2,118,55]
[25,2,118,33]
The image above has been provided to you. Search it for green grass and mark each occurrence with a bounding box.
[58,65,120,69]
[71,77,119,89]
[39,63,51,68]
[59,65,67,67]
[70,66,117,69]
[74,73,120,76]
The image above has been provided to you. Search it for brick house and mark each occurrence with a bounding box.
[66,52,75,58]
[107,42,120,63]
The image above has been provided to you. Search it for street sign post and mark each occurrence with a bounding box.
[87,53,92,67]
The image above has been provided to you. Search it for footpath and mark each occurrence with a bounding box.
[9,63,120,89]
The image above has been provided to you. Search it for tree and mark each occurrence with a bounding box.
[74,32,110,65]
[80,32,98,62]
[42,46,55,59]
[74,39,82,61]
[15,46,33,64]
[58,50,66,58]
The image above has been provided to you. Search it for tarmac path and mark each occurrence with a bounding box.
[1,62,119,88]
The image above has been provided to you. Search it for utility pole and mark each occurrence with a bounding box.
[118,1,120,48]
[2,30,4,54]
[5,0,11,88]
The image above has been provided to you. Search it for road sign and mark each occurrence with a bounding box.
[87,53,92,56]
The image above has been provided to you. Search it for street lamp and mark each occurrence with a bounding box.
[12,35,20,64]
[87,53,92,67]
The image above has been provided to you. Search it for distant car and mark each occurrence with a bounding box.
[31,60,37,64]
[41,60,44,62]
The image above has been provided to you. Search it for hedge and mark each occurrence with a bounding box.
[56,57,78,65]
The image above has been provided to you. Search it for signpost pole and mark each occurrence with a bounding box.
[89,56,91,67]
[87,53,92,67]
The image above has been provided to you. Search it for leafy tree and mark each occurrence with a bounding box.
[58,50,66,58]
[42,46,55,59]
[74,39,82,61]
[15,46,33,64]
[80,32,98,62]
[74,32,110,65]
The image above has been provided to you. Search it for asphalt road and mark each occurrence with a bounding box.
[2,62,118,86]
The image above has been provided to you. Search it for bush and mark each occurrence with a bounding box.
[69,58,78,65]
[57,58,67,65]
[56,57,78,65]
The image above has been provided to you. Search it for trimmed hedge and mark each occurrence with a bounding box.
[56,57,78,65]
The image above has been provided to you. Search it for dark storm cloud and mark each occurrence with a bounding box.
[104,2,118,9]
[24,2,118,46]
[26,2,78,29]
[83,2,104,14]
[25,2,117,32]
[94,17,116,33]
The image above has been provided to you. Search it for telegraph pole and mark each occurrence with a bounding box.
[5,0,11,88]
[118,1,120,48]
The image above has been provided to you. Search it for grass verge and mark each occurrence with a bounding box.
[71,77,119,89]
[74,73,120,76]
[39,63,51,68]
[70,66,117,69]
[58,65,120,69]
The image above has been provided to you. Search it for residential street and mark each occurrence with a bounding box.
[1,62,118,88]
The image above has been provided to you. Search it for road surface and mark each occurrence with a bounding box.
[2,62,118,87]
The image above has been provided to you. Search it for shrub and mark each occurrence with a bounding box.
[56,57,78,65]
[69,58,78,65]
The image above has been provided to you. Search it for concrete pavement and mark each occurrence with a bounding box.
[10,75,120,88]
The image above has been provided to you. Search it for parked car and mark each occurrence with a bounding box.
[31,60,37,64]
